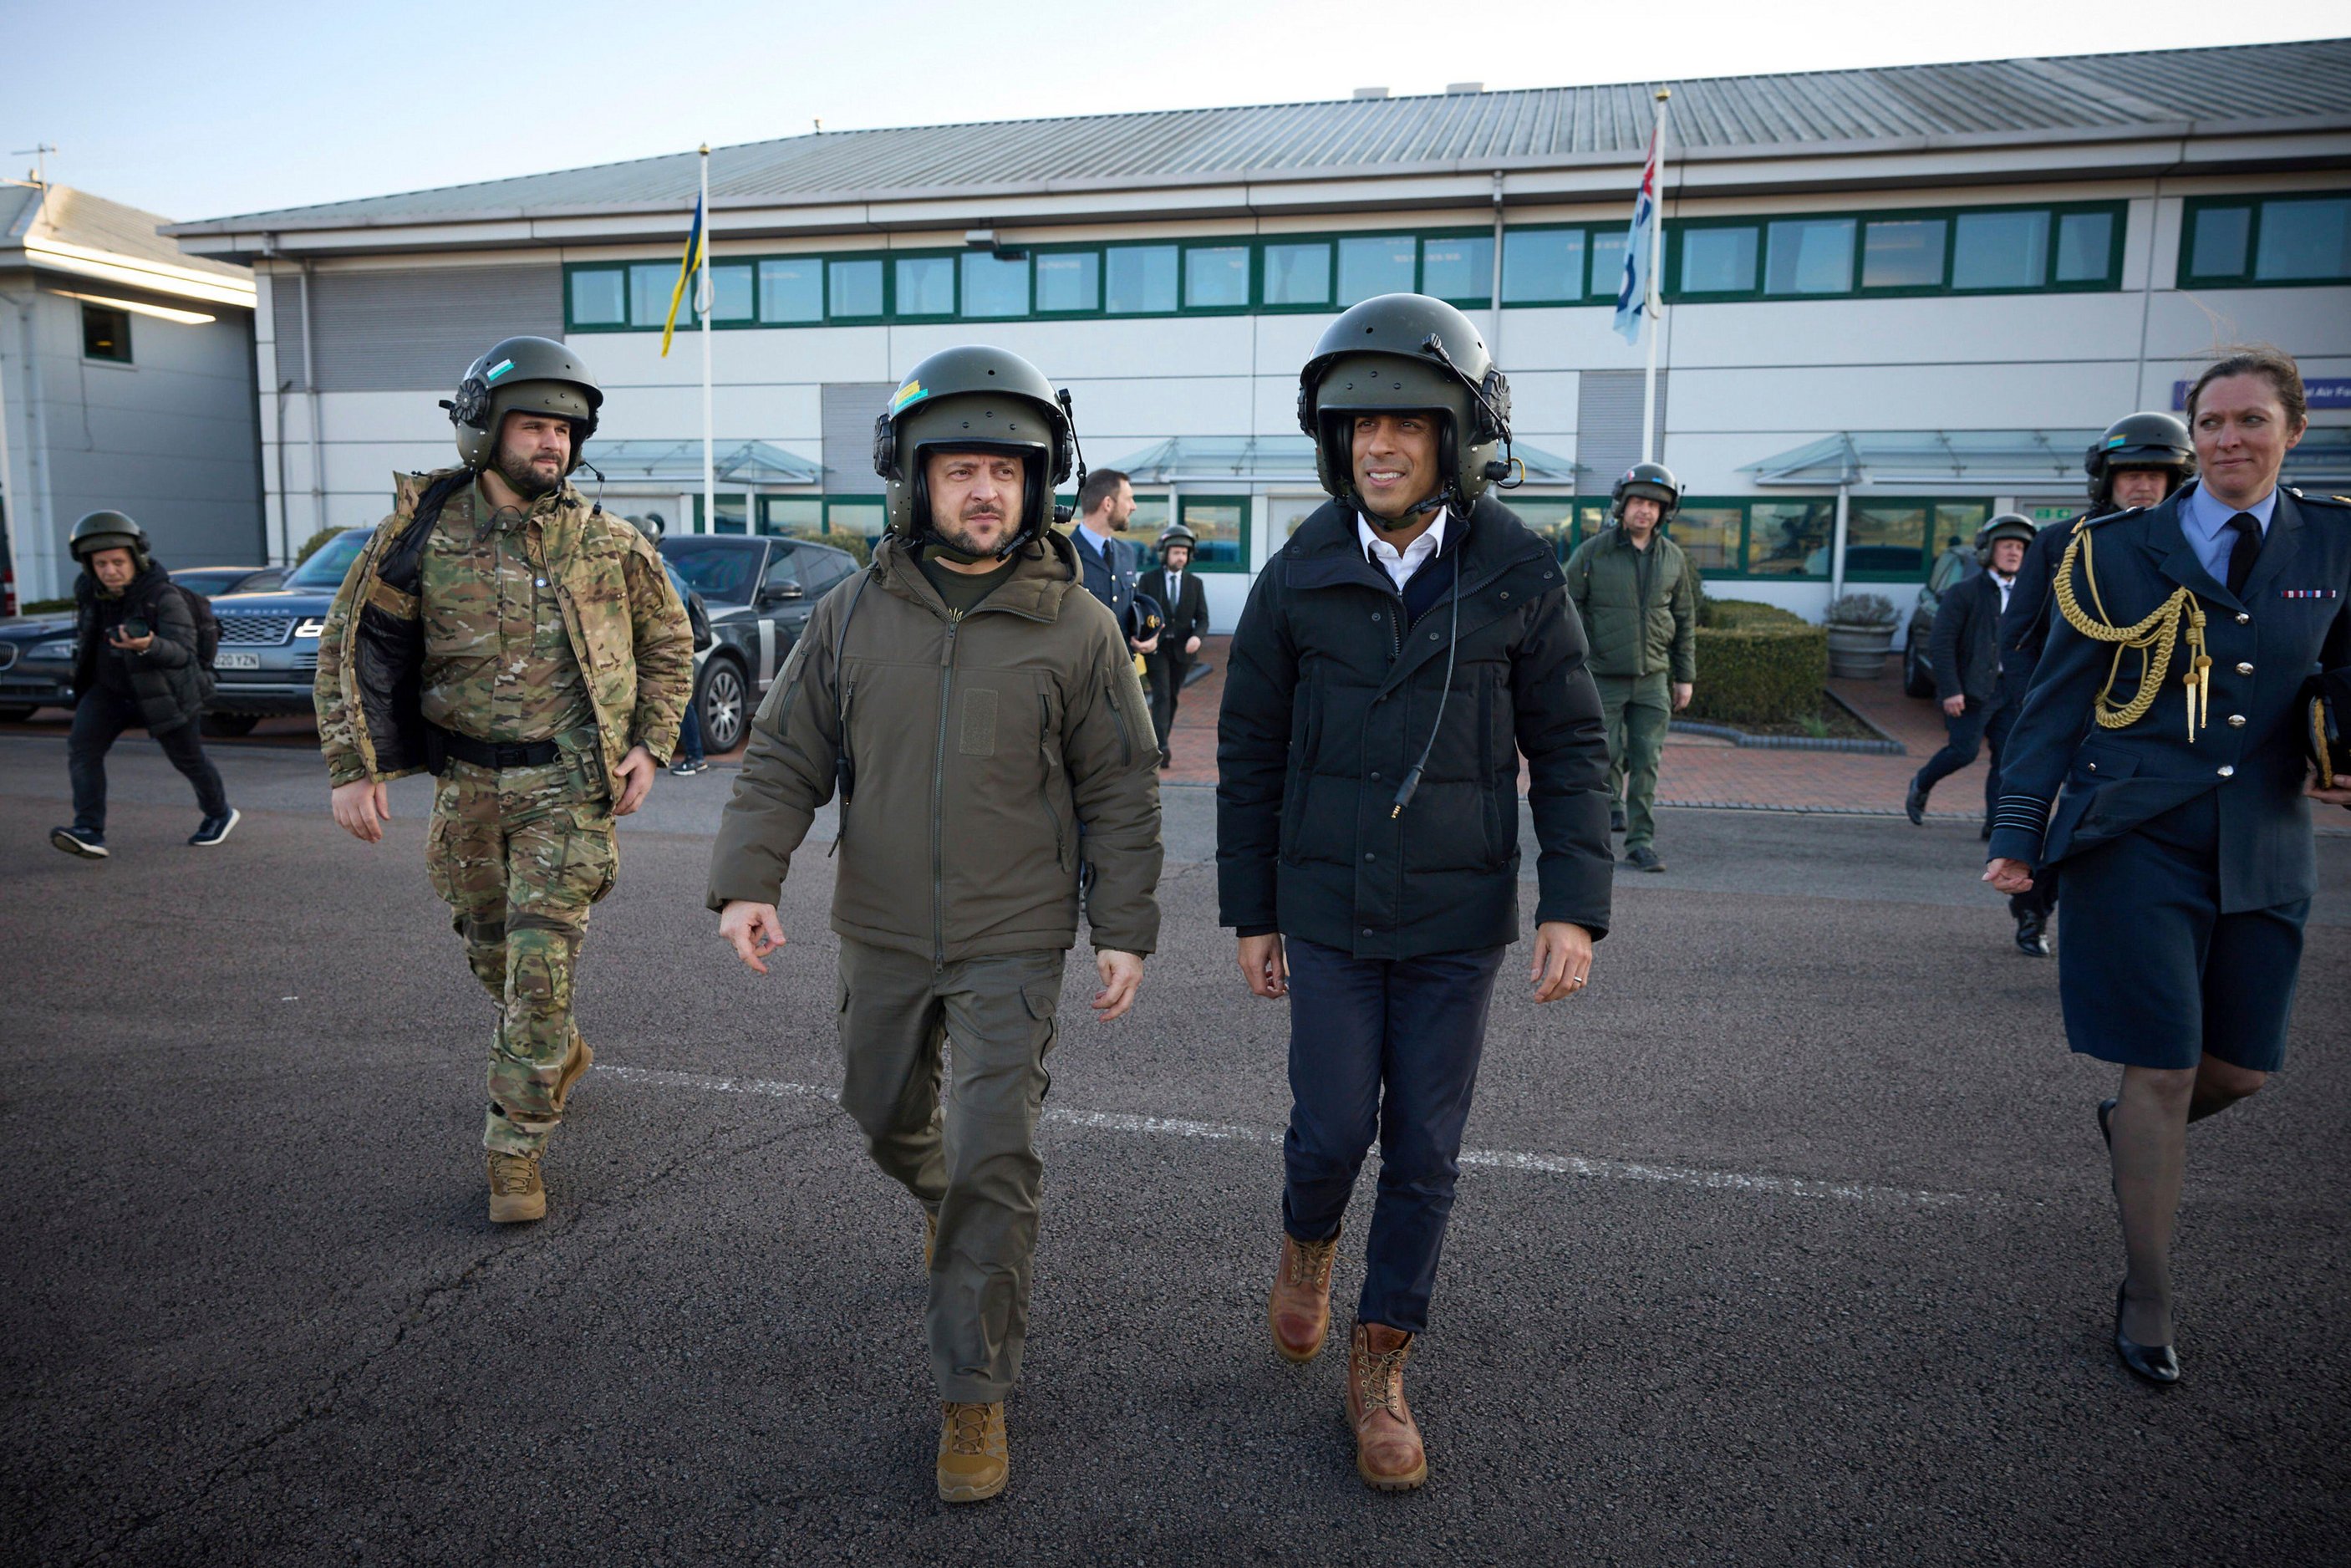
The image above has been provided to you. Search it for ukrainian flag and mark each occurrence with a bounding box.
[660,192,706,358]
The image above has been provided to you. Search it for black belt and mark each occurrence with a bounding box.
[431,724,560,771]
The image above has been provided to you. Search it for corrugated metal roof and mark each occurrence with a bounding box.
[4,183,251,282]
[171,39,2351,234]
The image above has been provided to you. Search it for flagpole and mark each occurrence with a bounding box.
[1641,89,1669,466]
[699,144,715,535]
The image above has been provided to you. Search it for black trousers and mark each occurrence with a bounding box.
[68,694,226,832]
[1281,936,1506,1335]
[1916,683,2018,822]
[1144,652,1191,755]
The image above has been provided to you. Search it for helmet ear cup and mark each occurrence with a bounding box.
[872,410,898,481]
[445,375,491,431]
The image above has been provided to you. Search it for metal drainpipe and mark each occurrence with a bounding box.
[8,292,57,603]
[299,259,323,536]
[1830,483,1851,608]
[1488,171,1505,359]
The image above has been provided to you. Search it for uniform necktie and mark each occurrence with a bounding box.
[2224,512,2262,596]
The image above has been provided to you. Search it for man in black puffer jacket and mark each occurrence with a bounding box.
[49,511,235,858]
[1218,294,1613,1493]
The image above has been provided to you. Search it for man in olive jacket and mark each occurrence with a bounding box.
[1219,295,1612,1494]
[710,346,1159,1505]
[1565,461,1699,872]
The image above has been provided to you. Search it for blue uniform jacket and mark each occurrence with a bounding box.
[1987,485,2351,912]
[1076,530,1144,627]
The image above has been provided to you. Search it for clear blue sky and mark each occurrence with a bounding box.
[4,0,2334,222]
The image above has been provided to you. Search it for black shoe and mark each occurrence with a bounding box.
[1610,805,1627,835]
[669,758,700,776]
[2114,1282,2180,1385]
[188,808,240,848]
[1980,820,1994,841]
[2013,908,2050,957]
[1904,779,1928,826]
[2097,1097,2116,1150]
[50,825,108,859]
[1624,845,1666,873]
[1159,749,1173,771]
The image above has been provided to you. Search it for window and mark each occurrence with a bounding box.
[1183,245,1251,309]
[1952,210,2048,290]
[801,549,857,594]
[1177,496,1249,571]
[1679,226,1758,294]
[2256,196,2351,282]
[1337,235,1415,304]
[1512,498,1578,559]
[1665,506,1742,572]
[1261,241,1332,307]
[708,262,754,323]
[631,263,688,328]
[1421,234,1494,305]
[1844,501,1929,578]
[759,542,806,595]
[2053,211,2114,284]
[1861,218,1946,289]
[1105,245,1178,313]
[1588,230,1629,302]
[1746,501,1834,577]
[757,258,823,324]
[691,492,750,534]
[895,255,955,318]
[81,303,130,362]
[1502,228,1584,303]
[1034,251,1100,313]
[570,269,626,326]
[1765,218,1855,295]
[758,496,823,535]
[825,498,886,544]
[960,252,1029,318]
[827,258,883,319]
[2188,205,2252,278]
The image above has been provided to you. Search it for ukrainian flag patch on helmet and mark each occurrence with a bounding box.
[486,359,516,382]
[890,379,929,415]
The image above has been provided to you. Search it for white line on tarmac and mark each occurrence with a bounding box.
[598,1064,1979,1210]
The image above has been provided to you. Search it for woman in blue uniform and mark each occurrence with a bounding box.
[1985,346,2351,1385]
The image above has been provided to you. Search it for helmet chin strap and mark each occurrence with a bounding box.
[1363,488,1449,531]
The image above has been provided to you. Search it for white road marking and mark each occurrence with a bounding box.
[597,1064,1977,1209]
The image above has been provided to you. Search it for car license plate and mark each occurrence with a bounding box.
[216,651,261,670]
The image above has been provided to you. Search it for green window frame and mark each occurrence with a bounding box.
[1104,243,1181,316]
[2179,191,2351,288]
[1500,227,1590,306]
[1661,201,2125,303]
[1550,495,1997,581]
[1175,494,1250,573]
[1032,247,1104,316]
[1180,242,1254,313]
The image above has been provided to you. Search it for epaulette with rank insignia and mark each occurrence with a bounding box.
[2282,487,2351,512]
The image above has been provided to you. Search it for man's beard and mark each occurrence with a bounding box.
[935,507,1010,558]
[494,442,564,499]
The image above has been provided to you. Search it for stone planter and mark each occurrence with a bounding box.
[1825,621,1898,680]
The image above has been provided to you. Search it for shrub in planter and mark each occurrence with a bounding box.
[1825,592,1896,628]
[1686,624,1828,724]
[1824,593,1898,680]
[1703,598,1807,630]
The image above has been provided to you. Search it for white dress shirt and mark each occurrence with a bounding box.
[1356,510,1448,591]
[1991,569,2014,616]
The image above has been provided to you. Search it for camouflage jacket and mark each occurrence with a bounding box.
[314,469,693,787]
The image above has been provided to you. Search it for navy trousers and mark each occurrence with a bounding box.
[1281,935,1506,1335]
[1916,684,2018,821]
[68,693,226,832]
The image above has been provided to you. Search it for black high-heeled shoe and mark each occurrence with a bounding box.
[2114,1282,2180,1385]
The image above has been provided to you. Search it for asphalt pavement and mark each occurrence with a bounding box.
[3,732,2347,1565]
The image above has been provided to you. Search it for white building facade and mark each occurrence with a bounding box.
[169,42,2351,631]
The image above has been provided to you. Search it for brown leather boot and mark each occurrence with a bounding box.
[486,1151,546,1224]
[1268,1225,1341,1362]
[1345,1321,1427,1491]
[551,1031,593,1113]
[936,1401,1009,1502]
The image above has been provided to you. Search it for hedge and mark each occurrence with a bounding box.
[1685,625,1828,724]
[1702,597,1806,630]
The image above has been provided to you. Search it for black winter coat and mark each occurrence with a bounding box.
[1929,568,2006,706]
[1217,496,1615,960]
[73,562,208,734]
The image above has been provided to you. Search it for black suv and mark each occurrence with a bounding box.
[659,534,861,752]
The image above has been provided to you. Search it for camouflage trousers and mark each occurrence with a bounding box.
[424,758,617,1158]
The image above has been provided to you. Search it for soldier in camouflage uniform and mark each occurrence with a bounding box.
[316,336,693,1223]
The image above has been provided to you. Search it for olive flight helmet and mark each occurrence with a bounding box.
[1296,293,1514,522]
[442,336,603,472]
[872,344,1077,556]
[69,509,151,569]
[1157,523,1197,561]
[2083,410,2194,511]
[1976,512,2037,565]
[1611,461,1683,525]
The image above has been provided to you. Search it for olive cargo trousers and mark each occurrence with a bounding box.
[1595,671,1672,851]
[837,939,1065,1404]
[425,758,616,1158]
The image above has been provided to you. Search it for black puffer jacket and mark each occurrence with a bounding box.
[1217,495,1615,960]
[73,561,208,734]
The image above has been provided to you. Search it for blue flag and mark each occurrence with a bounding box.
[1612,124,1661,345]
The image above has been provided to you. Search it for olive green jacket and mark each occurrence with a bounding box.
[708,530,1163,964]
[1564,526,1700,683]
[314,469,693,787]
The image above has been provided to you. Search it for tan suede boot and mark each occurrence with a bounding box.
[936,1401,1009,1502]
[551,1031,593,1113]
[486,1151,546,1224]
[1345,1321,1427,1491]
[1268,1226,1341,1362]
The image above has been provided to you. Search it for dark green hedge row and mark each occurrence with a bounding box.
[1686,625,1829,723]
[1702,597,1808,630]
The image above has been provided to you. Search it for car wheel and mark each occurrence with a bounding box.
[201,712,261,737]
[0,704,35,722]
[699,659,748,753]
